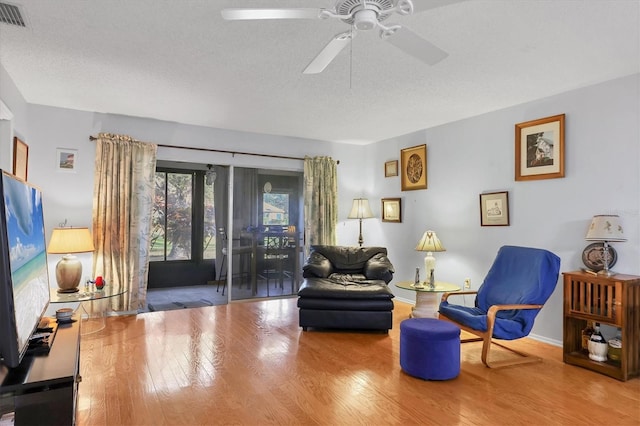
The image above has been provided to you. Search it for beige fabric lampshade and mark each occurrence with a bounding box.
[47,227,95,254]
[347,198,374,219]
[415,230,446,252]
[585,215,626,242]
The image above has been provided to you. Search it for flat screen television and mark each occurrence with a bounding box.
[0,170,51,369]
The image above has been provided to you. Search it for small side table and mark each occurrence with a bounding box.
[395,281,460,318]
[50,285,126,335]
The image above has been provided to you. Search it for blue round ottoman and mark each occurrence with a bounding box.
[400,318,461,380]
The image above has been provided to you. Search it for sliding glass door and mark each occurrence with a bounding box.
[146,163,302,302]
[229,168,303,301]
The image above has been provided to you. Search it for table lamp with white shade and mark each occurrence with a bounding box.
[415,230,446,288]
[47,227,95,293]
[585,214,626,277]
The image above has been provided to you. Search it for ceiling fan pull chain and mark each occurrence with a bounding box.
[349,26,353,90]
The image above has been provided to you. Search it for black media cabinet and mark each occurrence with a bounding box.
[0,317,81,425]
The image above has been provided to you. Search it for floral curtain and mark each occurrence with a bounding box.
[303,156,338,255]
[92,133,157,313]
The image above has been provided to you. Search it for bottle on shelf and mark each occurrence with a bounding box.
[588,322,608,362]
[608,329,622,363]
[581,320,595,353]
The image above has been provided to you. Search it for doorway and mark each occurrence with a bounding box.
[147,167,218,289]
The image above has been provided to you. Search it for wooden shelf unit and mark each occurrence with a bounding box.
[563,271,640,381]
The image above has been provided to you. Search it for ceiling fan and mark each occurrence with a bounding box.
[221,0,467,74]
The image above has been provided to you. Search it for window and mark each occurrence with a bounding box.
[150,169,217,262]
[262,192,289,226]
[151,171,193,261]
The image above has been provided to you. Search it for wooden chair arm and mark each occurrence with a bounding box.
[486,303,543,334]
[487,303,543,316]
[441,290,478,303]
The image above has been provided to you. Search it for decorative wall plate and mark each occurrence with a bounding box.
[582,242,617,272]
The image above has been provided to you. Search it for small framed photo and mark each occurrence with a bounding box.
[515,114,565,181]
[56,148,78,172]
[480,191,509,226]
[381,198,401,223]
[384,160,398,177]
[400,144,427,191]
[12,137,28,181]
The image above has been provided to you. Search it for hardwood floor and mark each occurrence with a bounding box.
[78,299,640,425]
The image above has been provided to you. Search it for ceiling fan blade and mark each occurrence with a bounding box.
[303,31,355,74]
[385,26,448,66]
[410,0,469,14]
[221,8,321,21]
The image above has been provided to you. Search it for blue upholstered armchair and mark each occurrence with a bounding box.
[439,245,561,368]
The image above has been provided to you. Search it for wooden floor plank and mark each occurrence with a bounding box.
[77,298,640,425]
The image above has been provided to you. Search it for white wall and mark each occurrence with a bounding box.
[0,64,28,172]
[367,73,640,344]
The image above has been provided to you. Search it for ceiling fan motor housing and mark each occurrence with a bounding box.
[354,9,377,30]
[337,0,394,28]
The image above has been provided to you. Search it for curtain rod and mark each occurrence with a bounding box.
[88,135,339,164]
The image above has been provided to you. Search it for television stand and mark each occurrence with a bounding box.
[0,317,80,425]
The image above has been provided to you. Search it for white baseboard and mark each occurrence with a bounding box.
[528,333,562,347]
[394,296,414,305]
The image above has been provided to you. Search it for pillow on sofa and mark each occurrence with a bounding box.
[328,273,367,283]
[364,253,395,284]
[302,251,334,278]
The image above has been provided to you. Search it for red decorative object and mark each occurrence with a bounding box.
[95,276,104,290]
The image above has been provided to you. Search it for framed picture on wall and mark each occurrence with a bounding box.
[400,144,427,191]
[56,148,78,172]
[12,137,28,181]
[479,191,509,226]
[384,160,398,177]
[515,114,565,181]
[381,198,401,223]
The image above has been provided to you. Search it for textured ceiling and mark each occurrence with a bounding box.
[1,0,639,145]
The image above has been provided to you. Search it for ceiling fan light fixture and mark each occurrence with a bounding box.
[353,9,378,30]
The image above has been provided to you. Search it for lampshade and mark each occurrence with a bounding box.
[347,198,374,219]
[47,227,95,293]
[585,215,626,242]
[47,227,96,253]
[415,230,446,252]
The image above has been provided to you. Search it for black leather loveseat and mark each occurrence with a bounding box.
[297,245,395,332]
